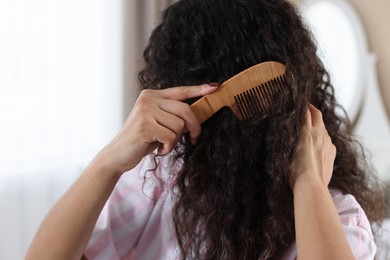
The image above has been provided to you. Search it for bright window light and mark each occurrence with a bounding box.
[0,0,123,176]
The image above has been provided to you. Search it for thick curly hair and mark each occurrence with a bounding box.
[138,0,385,259]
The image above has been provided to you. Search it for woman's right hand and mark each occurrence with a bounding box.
[94,84,218,176]
[26,85,220,260]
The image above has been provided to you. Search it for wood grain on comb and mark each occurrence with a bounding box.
[190,61,286,123]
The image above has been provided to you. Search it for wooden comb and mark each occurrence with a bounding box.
[190,61,286,122]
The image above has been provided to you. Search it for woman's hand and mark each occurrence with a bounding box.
[25,84,217,260]
[291,105,354,260]
[290,104,336,190]
[95,84,218,176]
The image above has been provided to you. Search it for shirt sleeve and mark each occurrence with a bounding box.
[330,189,377,260]
[282,189,377,260]
[371,219,390,260]
[84,155,165,260]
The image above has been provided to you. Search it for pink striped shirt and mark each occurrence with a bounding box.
[84,154,376,259]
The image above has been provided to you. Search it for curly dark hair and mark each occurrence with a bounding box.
[138,0,385,259]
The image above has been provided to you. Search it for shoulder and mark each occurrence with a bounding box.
[84,153,182,259]
[329,188,377,259]
[329,189,372,233]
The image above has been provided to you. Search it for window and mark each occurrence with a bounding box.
[0,0,123,176]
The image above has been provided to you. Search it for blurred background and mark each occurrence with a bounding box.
[0,0,389,258]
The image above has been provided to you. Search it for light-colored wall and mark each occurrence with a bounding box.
[123,0,176,121]
[294,0,390,181]
[295,0,390,120]
[348,0,390,120]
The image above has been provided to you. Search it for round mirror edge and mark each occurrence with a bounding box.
[299,0,371,123]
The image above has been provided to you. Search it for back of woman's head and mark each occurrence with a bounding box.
[139,0,385,259]
[141,0,315,92]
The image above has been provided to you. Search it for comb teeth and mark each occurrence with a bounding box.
[234,75,286,120]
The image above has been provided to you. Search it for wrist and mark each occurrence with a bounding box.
[87,151,123,181]
[292,174,328,195]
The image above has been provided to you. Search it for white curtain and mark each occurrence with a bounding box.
[0,0,123,258]
[0,1,123,175]
[0,0,176,258]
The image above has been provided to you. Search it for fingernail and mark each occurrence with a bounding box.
[208,82,220,88]
[190,137,198,145]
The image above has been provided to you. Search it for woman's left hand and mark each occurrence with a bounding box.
[292,105,354,260]
[290,104,336,190]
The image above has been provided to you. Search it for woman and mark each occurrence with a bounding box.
[26,0,385,259]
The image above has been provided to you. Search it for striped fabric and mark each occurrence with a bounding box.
[84,154,376,260]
